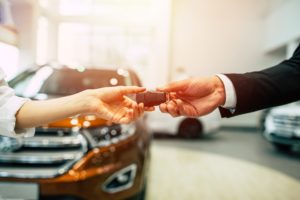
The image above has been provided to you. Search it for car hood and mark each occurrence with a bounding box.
[31,94,109,128]
[270,103,300,116]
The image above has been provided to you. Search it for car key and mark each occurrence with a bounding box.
[136,91,168,107]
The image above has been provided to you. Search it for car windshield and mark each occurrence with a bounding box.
[40,68,129,95]
[12,66,132,96]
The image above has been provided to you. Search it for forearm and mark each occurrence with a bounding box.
[15,91,92,129]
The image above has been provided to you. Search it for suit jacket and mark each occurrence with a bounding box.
[220,43,300,118]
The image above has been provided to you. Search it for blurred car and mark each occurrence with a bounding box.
[264,101,300,152]
[147,109,221,138]
[258,109,271,132]
[0,65,151,200]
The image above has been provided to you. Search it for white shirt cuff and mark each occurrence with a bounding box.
[216,74,237,109]
[0,96,35,138]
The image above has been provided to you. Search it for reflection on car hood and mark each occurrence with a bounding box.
[270,103,300,116]
[32,94,110,128]
[46,116,108,128]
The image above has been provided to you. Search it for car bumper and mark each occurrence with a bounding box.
[264,132,300,146]
[0,133,151,200]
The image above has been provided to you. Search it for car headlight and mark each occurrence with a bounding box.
[82,124,136,148]
[264,114,276,132]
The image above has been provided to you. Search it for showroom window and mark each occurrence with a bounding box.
[36,16,49,65]
[57,23,152,68]
[38,0,155,70]
[37,0,171,87]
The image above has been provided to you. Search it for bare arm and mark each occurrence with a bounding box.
[16,86,152,129]
[16,91,88,128]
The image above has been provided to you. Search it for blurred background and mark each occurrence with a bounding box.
[2,0,300,127]
[0,0,300,199]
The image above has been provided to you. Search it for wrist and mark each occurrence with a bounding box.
[73,90,101,114]
[213,75,226,106]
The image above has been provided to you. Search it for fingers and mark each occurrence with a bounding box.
[100,106,115,121]
[124,97,155,113]
[132,103,140,120]
[159,103,168,113]
[157,79,189,92]
[174,99,184,115]
[159,100,180,118]
[138,103,143,115]
[109,99,156,124]
[115,104,143,124]
[115,102,139,124]
[118,86,146,95]
[138,102,155,112]
[131,103,153,120]
[123,96,135,107]
[108,109,131,124]
[111,107,128,124]
[119,117,130,124]
[167,100,180,117]
[159,98,198,117]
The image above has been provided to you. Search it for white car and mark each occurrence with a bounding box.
[264,101,300,152]
[147,109,221,138]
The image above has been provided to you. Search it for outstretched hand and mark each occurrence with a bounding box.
[157,76,225,118]
[16,86,155,130]
[88,86,154,124]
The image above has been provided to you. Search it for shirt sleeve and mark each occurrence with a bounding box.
[0,70,35,138]
[216,74,237,110]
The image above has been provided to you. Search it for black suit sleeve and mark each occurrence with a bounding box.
[220,43,300,118]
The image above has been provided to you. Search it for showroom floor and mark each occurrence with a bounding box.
[146,129,300,200]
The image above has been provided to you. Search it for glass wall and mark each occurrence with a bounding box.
[36,0,165,85]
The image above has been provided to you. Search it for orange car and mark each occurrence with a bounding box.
[0,65,151,200]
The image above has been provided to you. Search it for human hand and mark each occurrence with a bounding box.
[157,76,225,117]
[85,86,154,124]
[16,86,154,129]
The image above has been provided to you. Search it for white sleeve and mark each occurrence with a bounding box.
[0,70,35,138]
[216,74,237,109]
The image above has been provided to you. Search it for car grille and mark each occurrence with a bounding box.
[0,128,87,179]
[272,115,300,131]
